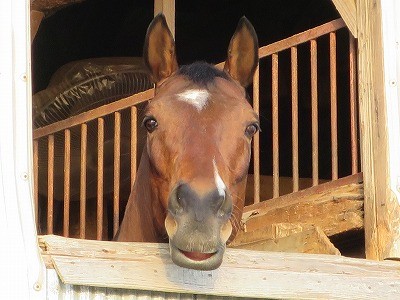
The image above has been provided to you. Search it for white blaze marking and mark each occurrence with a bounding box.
[177,89,209,111]
[213,159,226,197]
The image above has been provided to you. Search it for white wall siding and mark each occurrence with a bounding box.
[46,269,254,300]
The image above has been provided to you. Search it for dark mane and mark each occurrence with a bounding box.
[177,62,230,85]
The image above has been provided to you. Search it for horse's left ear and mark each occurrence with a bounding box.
[143,14,179,84]
[223,17,259,87]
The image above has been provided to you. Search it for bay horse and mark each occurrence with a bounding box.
[116,14,259,270]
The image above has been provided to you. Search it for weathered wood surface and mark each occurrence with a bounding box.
[331,0,357,37]
[245,175,328,205]
[357,0,400,261]
[154,0,175,38]
[39,235,400,299]
[30,10,44,43]
[241,174,364,237]
[230,223,340,255]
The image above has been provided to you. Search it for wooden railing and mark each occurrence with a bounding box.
[33,18,359,240]
[249,18,358,204]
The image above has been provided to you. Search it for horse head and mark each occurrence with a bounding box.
[117,14,259,271]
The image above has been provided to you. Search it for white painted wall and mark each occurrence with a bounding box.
[381,0,400,204]
[0,1,46,299]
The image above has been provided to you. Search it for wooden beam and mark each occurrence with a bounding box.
[154,0,175,38]
[242,174,364,237]
[357,0,400,260]
[331,0,357,37]
[31,0,86,14]
[39,235,400,299]
[30,10,44,43]
[230,223,341,255]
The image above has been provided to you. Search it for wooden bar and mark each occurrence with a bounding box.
[80,124,87,239]
[331,0,357,38]
[113,112,121,236]
[357,0,400,260]
[30,10,44,43]
[259,19,346,58]
[252,65,260,204]
[33,89,154,140]
[310,40,319,186]
[154,0,175,38]
[47,135,55,234]
[330,32,338,180]
[130,107,137,187]
[243,173,363,214]
[349,34,359,174]
[97,118,104,240]
[33,140,39,223]
[272,54,279,198]
[63,129,71,237]
[291,47,299,192]
[39,234,400,300]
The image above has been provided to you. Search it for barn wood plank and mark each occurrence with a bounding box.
[242,173,364,237]
[154,0,175,38]
[357,0,400,261]
[230,224,341,255]
[331,0,357,37]
[39,235,400,299]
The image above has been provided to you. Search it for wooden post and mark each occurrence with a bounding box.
[331,0,357,37]
[357,0,400,260]
[30,10,44,43]
[154,0,175,38]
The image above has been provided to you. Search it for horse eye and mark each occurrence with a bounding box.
[245,123,259,138]
[143,117,158,133]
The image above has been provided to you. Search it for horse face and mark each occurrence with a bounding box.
[143,14,258,270]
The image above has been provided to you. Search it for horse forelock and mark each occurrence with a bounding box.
[177,62,230,86]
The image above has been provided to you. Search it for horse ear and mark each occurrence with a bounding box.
[223,17,259,87]
[143,14,178,84]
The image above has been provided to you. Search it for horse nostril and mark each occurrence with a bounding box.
[169,184,186,215]
[217,191,232,218]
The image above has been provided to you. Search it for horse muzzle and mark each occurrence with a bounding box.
[165,182,233,270]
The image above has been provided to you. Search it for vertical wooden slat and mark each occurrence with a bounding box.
[63,129,71,237]
[154,0,175,38]
[310,39,319,186]
[252,65,260,204]
[291,47,299,192]
[349,34,359,174]
[33,140,39,224]
[131,107,137,187]
[97,118,104,240]
[272,53,279,198]
[330,32,338,180]
[80,124,87,239]
[47,134,54,234]
[113,112,121,236]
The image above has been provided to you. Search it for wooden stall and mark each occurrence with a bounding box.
[1,0,400,299]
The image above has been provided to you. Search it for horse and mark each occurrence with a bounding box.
[115,13,259,271]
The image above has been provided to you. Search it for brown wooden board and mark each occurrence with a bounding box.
[230,223,340,255]
[241,174,363,237]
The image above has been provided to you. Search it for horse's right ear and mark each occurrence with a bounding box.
[143,14,178,84]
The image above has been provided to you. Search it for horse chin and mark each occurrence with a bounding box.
[169,243,225,271]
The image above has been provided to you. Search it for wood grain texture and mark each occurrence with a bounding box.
[39,235,400,299]
[331,0,357,37]
[242,174,364,237]
[231,223,341,255]
[357,0,400,260]
[154,0,175,38]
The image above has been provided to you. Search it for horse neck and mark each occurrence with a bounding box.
[115,147,162,242]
